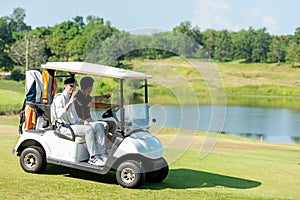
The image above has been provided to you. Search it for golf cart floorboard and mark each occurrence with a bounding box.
[47,157,110,175]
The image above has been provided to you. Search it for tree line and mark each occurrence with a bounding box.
[1,8,300,79]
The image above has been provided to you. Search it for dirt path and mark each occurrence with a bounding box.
[157,134,300,153]
[0,125,18,134]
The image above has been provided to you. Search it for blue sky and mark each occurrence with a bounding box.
[1,0,299,35]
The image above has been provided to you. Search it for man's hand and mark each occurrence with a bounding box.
[69,91,77,104]
[65,91,77,111]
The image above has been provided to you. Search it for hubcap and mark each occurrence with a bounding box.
[121,167,136,183]
[24,153,37,169]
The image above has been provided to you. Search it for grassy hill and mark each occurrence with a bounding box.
[125,58,300,109]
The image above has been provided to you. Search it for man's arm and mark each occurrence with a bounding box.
[93,94,111,101]
[89,93,113,109]
[94,102,113,109]
[53,95,66,119]
[54,92,77,119]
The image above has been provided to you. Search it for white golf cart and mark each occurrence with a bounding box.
[13,62,168,188]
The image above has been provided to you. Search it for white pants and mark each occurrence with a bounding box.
[97,120,117,149]
[61,122,106,156]
[87,121,106,155]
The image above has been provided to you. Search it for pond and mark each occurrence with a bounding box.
[149,105,300,144]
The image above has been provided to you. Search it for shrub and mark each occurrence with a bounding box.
[10,69,25,81]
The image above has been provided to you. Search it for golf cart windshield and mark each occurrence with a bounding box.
[91,78,152,133]
[124,104,150,129]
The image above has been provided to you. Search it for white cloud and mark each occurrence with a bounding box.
[246,8,280,33]
[191,0,282,34]
[191,0,238,31]
[262,16,280,34]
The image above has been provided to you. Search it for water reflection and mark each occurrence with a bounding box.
[93,105,300,144]
[150,105,300,144]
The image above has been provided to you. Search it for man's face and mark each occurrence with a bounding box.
[65,84,77,94]
[87,85,93,94]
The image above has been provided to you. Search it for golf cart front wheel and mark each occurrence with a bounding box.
[116,160,145,188]
[20,146,46,173]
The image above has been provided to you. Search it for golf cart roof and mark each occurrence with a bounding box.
[41,62,152,79]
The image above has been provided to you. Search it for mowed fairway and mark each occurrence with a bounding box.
[0,116,299,200]
[0,80,24,114]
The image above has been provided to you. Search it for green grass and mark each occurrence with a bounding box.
[0,79,24,114]
[1,118,299,200]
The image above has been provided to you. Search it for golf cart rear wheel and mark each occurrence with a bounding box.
[20,146,46,173]
[116,160,145,188]
[146,158,169,183]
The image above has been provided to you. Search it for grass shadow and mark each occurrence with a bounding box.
[143,168,261,190]
[44,164,117,185]
[44,165,261,190]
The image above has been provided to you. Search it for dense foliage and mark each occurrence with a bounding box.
[0,8,300,79]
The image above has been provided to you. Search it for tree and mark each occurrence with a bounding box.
[173,21,203,45]
[267,35,287,64]
[232,27,255,62]
[0,17,14,71]
[86,15,104,25]
[251,28,271,62]
[294,27,300,44]
[173,21,203,57]
[286,42,300,67]
[9,7,31,33]
[202,29,218,59]
[9,32,48,70]
[98,31,134,66]
[73,16,85,29]
[285,28,300,67]
[47,20,81,61]
[82,16,118,58]
[66,34,88,61]
[214,30,233,62]
[0,17,13,44]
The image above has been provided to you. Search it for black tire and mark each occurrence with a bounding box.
[146,158,169,183]
[20,146,47,173]
[116,160,145,188]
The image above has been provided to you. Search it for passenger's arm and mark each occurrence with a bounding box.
[93,94,111,101]
[93,102,113,109]
[54,92,77,119]
[89,93,114,109]
[53,96,66,119]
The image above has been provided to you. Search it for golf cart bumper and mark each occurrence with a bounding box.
[144,157,166,171]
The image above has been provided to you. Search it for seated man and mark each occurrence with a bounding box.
[74,76,117,149]
[52,77,107,166]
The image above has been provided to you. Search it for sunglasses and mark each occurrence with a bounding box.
[68,84,76,88]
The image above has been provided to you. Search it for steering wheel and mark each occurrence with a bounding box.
[102,106,120,121]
